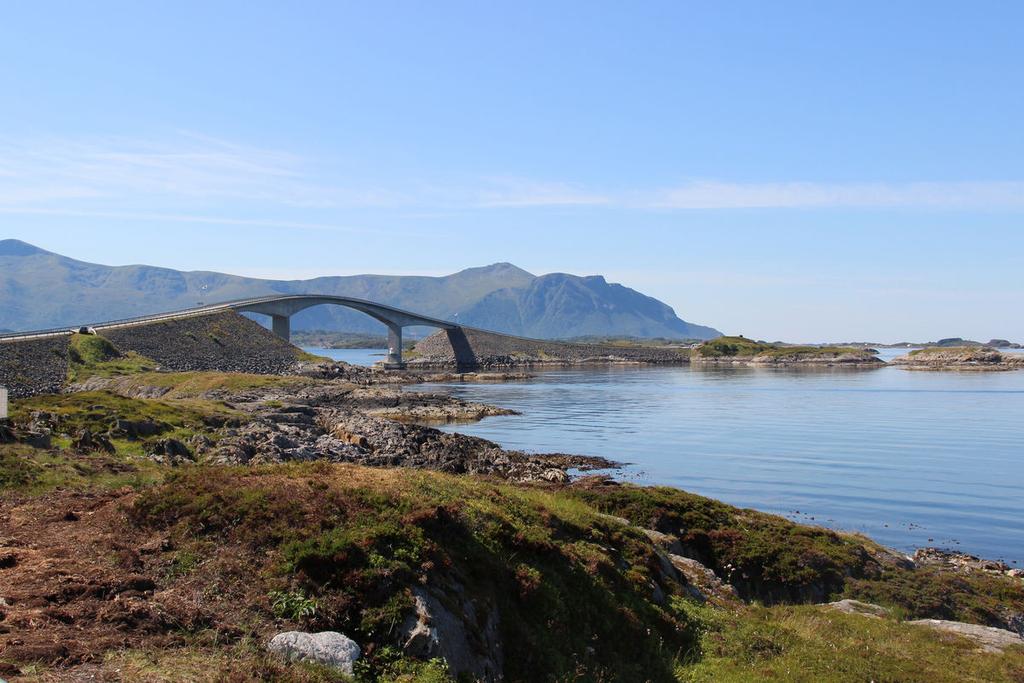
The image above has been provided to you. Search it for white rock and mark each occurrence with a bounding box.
[909,619,1024,654]
[825,599,890,618]
[267,631,361,674]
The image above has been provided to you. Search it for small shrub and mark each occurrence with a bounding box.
[269,589,319,621]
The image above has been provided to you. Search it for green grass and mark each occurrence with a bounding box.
[691,337,775,358]
[67,333,159,382]
[4,390,238,477]
[676,604,1024,682]
[11,390,235,437]
[107,370,313,398]
[0,443,165,495]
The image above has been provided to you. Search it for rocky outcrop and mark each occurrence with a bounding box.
[908,620,1024,653]
[412,327,690,369]
[419,371,535,383]
[267,631,361,674]
[72,428,116,454]
[329,385,518,423]
[913,548,1024,580]
[892,347,1024,371]
[0,336,71,397]
[669,554,740,604]
[400,586,503,682]
[198,391,613,483]
[147,438,194,466]
[101,311,304,375]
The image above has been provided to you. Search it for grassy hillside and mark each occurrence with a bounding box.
[2,445,1022,681]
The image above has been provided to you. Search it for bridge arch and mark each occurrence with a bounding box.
[230,295,459,368]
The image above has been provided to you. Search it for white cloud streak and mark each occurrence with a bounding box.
[651,180,1024,209]
[2,133,1024,214]
[0,206,372,233]
[0,133,403,209]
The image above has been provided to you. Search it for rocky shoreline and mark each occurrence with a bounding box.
[7,362,611,485]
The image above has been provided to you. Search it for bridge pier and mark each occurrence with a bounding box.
[384,323,405,369]
[271,314,291,342]
[232,295,457,371]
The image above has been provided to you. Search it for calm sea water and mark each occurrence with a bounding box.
[309,347,390,366]
[307,347,1024,563]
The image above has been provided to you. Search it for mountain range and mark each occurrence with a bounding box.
[0,239,720,340]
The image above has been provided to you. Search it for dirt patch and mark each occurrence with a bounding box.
[0,490,217,674]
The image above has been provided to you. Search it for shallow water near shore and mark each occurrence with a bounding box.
[309,347,1024,564]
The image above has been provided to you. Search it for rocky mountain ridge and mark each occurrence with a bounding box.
[0,239,719,340]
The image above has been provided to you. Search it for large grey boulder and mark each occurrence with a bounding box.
[267,631,360,674]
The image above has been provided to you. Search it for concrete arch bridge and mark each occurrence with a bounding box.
[0,294,471,369]
[230,294,462,367]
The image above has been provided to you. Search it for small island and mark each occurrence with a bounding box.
[892,346,1024,371]
[691,336,885,366]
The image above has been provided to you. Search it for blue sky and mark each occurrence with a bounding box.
[1,1,1022,342]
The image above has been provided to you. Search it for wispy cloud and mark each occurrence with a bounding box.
[0,132,403,209]
[3,132,1024,216]
[650,180,1024,209]
[0,206,372,233]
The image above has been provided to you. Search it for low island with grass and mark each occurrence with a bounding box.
[891,346,1024,371]
[1,317,1022,681]
[690,336,885,366]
